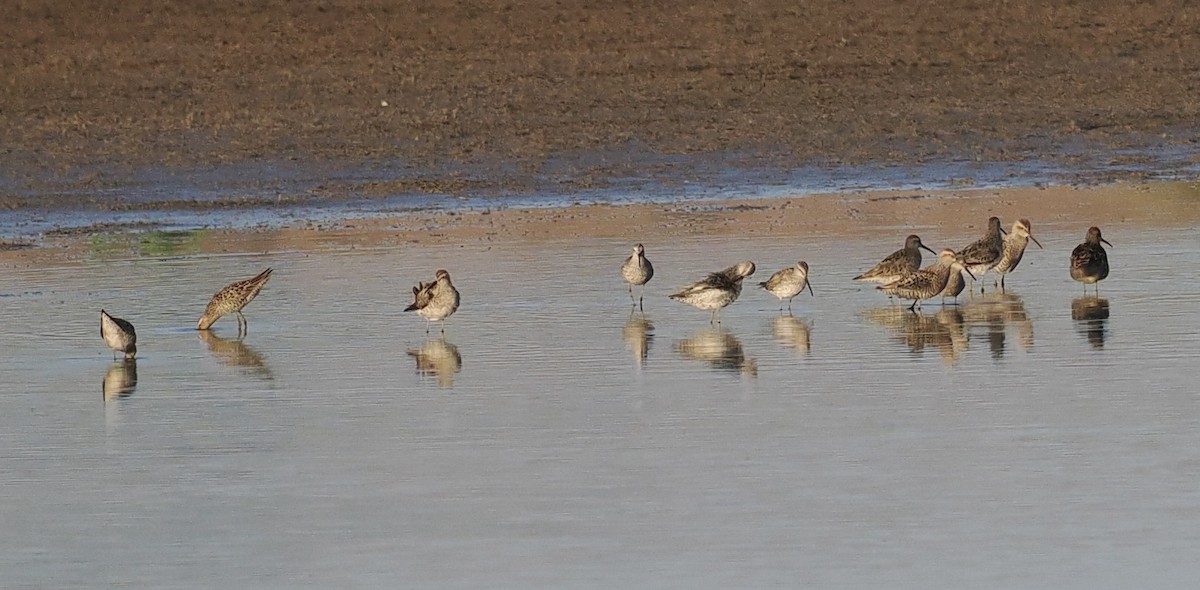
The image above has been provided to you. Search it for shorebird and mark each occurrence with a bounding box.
[879,249,975,311]
[621,243,654,309]
[854,235,936,287]
[991,218,1043,291]
[669,261,756,324]
[1070,226,1111,294]
[405,269,461,334]
[759,261,814,312]
[100,310,137,359]
[939,268,966,305]
[197,268,273,334]
[957,216,1006,293]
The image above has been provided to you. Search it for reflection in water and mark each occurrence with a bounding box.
[102,359,138,402]
[962,292,1034,358]
[771,315,811,355]
[623,312,654,369]
[198,330,273,379]
[675,329,757,376]
[861,306,967,365]
[407,338,463,388]
[1072,296,1110,349]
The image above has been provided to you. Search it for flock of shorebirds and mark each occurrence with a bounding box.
[97,220,1112,360]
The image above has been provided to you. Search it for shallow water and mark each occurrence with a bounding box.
[2,224,1200,588]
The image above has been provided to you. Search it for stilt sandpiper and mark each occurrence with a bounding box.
[198,268,273,334]
[854,235,935,286]
[991,218,1043,291]
[100,309,137,359]
[759,261,814,312]
[405,269,461,334]
[1070,226,1111,294]
[621,243,654,309]
[957,216,1005,293]
[879,249,975,311]
[669,261,756,324]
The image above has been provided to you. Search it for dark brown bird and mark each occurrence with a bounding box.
[1070,227,1111,294]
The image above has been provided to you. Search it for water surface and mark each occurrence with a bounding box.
[2,224,1199,588]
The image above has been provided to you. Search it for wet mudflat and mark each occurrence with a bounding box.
[1,223,1199,588]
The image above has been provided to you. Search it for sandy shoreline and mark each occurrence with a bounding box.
[3,181,1196,266]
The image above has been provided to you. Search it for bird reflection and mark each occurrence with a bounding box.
[961,292,1034,358]
[623,311,654,368]
[675,329,757,376]
[407,338,462,388]
[1071,296,1110,349]
[198,329,273,379]
[771,315,811,355]
[102,359,138,402]
[861,306,967,365]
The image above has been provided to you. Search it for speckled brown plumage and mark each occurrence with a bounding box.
[197,268,273,332]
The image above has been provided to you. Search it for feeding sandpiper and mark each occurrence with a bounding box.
[197,268,273,334]
[100,310,137,360]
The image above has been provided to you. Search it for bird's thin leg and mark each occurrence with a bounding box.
[440,320,446,335]
[628,284,635,303]
[908,300,918,312]
[1000,275,1007,293]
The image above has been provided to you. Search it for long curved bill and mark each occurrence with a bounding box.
[1030,234,1043,249]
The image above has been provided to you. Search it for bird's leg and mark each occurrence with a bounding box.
[1000,275,1007,293]
[908,300,918,312]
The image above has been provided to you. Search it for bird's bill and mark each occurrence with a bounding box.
[1030,235,1043,249]
[955,260,977,281]
[806,280,815,296]
[1000,227,1008,235]
[919,244,937,255]
[1101,238,1113,248]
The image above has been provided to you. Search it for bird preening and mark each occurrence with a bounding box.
[405,269,461,334]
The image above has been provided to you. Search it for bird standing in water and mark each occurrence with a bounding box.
[621,243,654,310]
[198,268,274,335]
[759,261,814,312]
[854,235,936,286]
[405,269,461,334]
[1070,226,1112,294]
[957,217,1006,293]
[670,261,756,324]
[991,218,1043,291]
[101,310,137,359]
[879,249,975,311]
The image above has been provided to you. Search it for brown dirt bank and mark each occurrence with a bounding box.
[3,0,1200,198]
